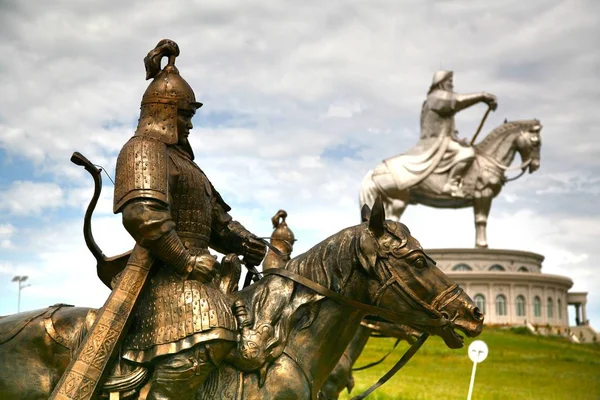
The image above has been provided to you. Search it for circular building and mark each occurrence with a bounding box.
[426,248,582,328]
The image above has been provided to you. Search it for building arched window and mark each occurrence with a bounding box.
[496,294,507,316]
[452,263,472,271]
[533,296,541,317]
[518,266,529,272]
[557,298,562,319]
[489,264,505,271]
[516,295,526,317]
[547,297,553,318]
[474,294,486,314]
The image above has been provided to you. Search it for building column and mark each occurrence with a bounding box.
[527,284,532,324]
[582,302,588,325]
[509,283,514,324]
[575,304,581,326]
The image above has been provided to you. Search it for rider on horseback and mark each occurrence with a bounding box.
[420,70,498,197]
[112,40,266,400]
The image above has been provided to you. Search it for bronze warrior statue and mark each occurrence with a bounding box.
[262,210,295,269]
[111,39,267,399]
[0,43,486,400]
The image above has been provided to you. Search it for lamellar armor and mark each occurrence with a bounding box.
[112,40,262,364]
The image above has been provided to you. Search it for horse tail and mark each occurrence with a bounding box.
[70,152,107,264]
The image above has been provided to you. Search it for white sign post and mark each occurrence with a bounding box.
[466,340,488,400]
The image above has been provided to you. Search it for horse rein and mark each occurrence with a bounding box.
[371,257,463,328]
[262,268,455,328]
[477,128,537,182]
[262,262,461,399]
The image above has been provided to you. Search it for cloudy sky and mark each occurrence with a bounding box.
[0,0,598,327]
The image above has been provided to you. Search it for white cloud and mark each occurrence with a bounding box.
[0,224,15,249]
[325,101,363,118]
[0,181,64,216]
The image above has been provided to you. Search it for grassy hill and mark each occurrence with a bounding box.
[340,327,600,400]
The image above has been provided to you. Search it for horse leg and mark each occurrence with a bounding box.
[358,170,379,213]
[473,189,492,248]
[319,325,372,399]
[382,188,408,221]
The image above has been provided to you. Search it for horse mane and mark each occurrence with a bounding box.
[285,226,360,294]
[245,226,363,364]
[475,119,539,155]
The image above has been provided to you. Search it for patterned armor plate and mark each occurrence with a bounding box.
[120,145,237,363]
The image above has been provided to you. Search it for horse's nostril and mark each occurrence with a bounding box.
[473,307,484,321]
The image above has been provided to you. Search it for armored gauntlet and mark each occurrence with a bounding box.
[226,221,267,266]
[151,231,216,281]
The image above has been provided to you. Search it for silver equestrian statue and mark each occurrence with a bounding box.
[359,70,542,248]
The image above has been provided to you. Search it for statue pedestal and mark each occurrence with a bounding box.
[426,248,573,328]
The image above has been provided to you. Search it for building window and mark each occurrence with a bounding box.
[516,295,526,317]
[558,299,562,319]
[474,294,486,314]
[518,266,529,272]
[547,298,553,318]
[452,263,472,271]
[533,296,541,317]
[496,294,507,316]
[489,264,505,271]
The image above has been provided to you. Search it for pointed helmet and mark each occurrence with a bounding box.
[134,39,202,144]
[430,70,453,91]
[270,210,295,249]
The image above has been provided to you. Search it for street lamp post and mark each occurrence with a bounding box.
[12,275,31,313]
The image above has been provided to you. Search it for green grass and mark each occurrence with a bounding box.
[340,327,600,400]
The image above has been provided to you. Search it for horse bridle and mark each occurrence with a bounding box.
[263,263,459,330]
[262,252,464,399]
[371,256,463,327]
[478,128,539,182]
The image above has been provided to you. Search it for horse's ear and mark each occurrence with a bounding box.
[360,204,371,222]
[357,230,378,273]
[368,197,385,237]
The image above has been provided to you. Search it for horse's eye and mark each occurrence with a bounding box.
[530,136,540,147]
[413,257,426,269]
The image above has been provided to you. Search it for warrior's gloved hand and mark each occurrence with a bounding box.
[242,235,267,266]
[188,254,218,282]
[483,92,498,111]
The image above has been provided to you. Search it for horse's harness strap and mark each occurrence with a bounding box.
[262,268,448,327]
[0,304,72,345]
[350,333,429,400]
[352,337,401,371]
[281,347,316,400]
[44,305,74,349]
[430,282,462,311]
[374,258,461,325]
[479,150,532,172]
[0,309,48,345]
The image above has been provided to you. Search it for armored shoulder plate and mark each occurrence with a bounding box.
[113,136,169,213]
